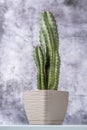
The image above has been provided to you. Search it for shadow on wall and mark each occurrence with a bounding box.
[65,111,87,124]
[64,0,78,6]
[0,4,7,42]
[0,78,29,124]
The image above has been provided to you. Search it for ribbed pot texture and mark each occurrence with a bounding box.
[23,90,69,125]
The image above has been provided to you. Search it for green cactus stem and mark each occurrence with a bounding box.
[34,11,60,90]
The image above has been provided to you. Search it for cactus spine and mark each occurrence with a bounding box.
[34,11,60,90]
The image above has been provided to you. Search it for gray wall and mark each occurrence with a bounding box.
[0,0,87,124]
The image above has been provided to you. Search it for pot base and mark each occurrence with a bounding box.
[29,120,63,125]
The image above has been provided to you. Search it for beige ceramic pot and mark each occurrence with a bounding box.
[23,90,69,125]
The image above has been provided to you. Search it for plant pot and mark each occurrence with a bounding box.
[23,90,69,125]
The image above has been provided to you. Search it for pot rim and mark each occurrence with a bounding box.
[24,90,69,95]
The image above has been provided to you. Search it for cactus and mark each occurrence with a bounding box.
[34,11,60,90]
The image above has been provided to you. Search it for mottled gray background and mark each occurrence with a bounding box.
[0,0,87,125]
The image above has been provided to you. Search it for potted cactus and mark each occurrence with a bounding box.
[23,11,69,125]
